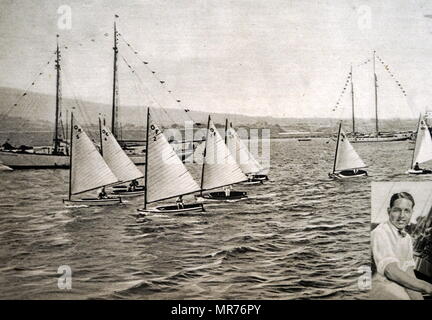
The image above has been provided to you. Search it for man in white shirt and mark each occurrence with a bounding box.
[370,192,432,299]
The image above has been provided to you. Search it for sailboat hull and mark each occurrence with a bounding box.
[329,170,368,179]
[406,169,432,175]
[137,203,204,214]
[111,186,145,197]
[350,133,411,143]
[63,197,122,206]
[196,191,248,202]
[0,150,145,168]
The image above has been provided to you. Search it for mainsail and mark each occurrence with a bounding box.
[412,117,432,167]
[201,118,247,190]
[334,125,366,172]
[226,126,263,175]
[146,114,201,203]
[70,121,119,195]
[100,124,143,182]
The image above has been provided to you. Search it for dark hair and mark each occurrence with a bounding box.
[389,192,415,208]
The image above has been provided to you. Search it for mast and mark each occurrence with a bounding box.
[99,118,103,156]
[351,65,355,134]
[333,121,342,174]
[68,113,74,201]
[200,115,211,195]
[373,50,379,135]
[224,118,228,144]
[111,21,119,139]
[411,114,422,169]
[143,108,150,210]
[53,35,61,154]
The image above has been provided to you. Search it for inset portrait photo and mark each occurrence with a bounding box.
[370,182,432,300]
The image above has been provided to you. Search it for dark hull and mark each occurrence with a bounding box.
[200,191,248,200]
[137,203,204,213]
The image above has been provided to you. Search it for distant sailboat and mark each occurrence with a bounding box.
[225,120,268,184]
[137,109,204,213]
[329,122,368,179]
[98,120,145,196]
[196,116,248,201]
[406,115,432,175]
[63,115,121,206]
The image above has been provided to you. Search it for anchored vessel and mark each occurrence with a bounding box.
[63,115,121,206]
[329,122,368,179]
[346,52,411,143]
[137,109,204,214]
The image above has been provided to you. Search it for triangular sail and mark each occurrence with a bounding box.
[334,127,366,172]
[226,127,263,174]
[202,119,247,190]
[146,115,201,203]
[100,125,143,182]
[71,122,118,195]
[412,117,432,167]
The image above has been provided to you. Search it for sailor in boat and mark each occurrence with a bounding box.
[223,185,232,197]
[414,162,421,171]
[98,187,108,199]
[128,179,139,192]
[2,140,15,151]
[176,195,184,209]
[370,192,432,299]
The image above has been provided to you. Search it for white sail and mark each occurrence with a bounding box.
[185,140,206,164]
[226,127,263,175]
[71,122,118,195]
[146,116,201,203]
[335,127,366,172]
[412,118,432,167]
[100,125,143,182]
[202,120,247,190]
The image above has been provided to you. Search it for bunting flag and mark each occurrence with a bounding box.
[332,71,351,112]
[376,55,407,97]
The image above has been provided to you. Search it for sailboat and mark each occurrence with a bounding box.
[195,116,248,201]
[329,122,368,179]
[345,53,411,143]
[225,120,268,185]
[98,120,145,196]
[0,37,70,168]
[406,115,432,175]
[63,115,121,206]
[137,109,204,213]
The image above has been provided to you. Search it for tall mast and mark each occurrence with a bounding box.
[411,114,422,169]
[111,21,119,139]
[200,115,211,195]
[333,121,342,174]
[373,50,379,135]
[68,113,74,201]
[224,118,228,144]
[99,118,103,156]
[53,35,61,154]
[143,108,150,210]
[351,65,355,134]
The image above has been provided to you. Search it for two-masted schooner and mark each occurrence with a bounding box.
[329,121,368,179]
[346,52,411,143]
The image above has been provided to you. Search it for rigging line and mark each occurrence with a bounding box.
[117,32,194,122]
[61,68,98,141]
[0,51,57,121]
[119,55,179,128]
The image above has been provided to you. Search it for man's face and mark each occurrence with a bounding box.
[387,198,413,230]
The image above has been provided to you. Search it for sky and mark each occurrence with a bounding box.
[1,0,432,120]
